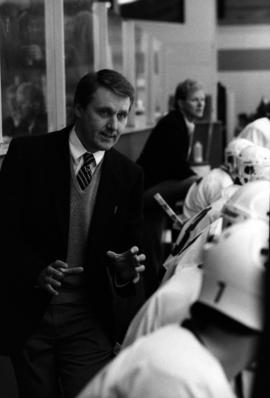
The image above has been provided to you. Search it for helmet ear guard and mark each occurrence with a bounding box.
[200,219,268,332]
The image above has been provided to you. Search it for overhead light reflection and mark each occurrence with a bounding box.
[118,0,139,4]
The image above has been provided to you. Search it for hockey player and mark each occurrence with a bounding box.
[183,138,252,219]
[238,105,270,150]
[121,181,269,349]
[77,219,268,398]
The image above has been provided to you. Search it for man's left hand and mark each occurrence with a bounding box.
[107,246,146,285]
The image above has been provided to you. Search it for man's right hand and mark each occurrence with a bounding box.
[36,260,83,295]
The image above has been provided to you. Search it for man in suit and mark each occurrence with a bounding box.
[137,79,205,295]
[0,69,146,398]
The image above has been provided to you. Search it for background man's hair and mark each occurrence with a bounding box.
[174,79,203,110]
[74,69,135,109]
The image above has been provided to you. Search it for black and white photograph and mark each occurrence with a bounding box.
[0,1,269,397]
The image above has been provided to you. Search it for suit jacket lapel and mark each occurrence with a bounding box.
[50,128,71,254]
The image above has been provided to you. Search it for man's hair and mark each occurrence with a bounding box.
[74,69,135,109]
[174,79,203,110]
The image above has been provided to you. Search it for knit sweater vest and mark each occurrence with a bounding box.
[51,158,102,304]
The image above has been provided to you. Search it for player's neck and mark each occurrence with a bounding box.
[198,327,258,380]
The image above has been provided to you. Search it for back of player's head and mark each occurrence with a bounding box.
[237,145,270,184]
[222,180,270,229]
[198,219,268,332]
[224,138,253,179]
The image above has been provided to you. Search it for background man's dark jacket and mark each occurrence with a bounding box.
[137,110,195,190]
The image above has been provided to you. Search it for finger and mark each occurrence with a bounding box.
[48,266,65,280]
[46,276,62,288]
[45,283,59,296]
[106,251,118,260]
[53,260,68,269]
[63,267,84,275]
[129,246,139,255]
[132,273,140,284]
[134,253,146,263]
[135,265,145,273]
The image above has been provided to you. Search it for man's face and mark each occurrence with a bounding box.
[75,87,131,152]
[16,90,32,120]
[179,89,206,121]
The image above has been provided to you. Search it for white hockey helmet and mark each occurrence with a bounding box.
[238,144,270,184]
[222,180,270,229]
[200,219,268,331]
[224,138,253,178]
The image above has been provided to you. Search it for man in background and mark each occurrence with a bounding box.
[3,81,47,138]
[137,79,205,295]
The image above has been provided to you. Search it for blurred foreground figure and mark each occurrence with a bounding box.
[77,219,268,398]
[122,180,269,348]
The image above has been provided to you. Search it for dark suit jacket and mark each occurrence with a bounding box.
[3,113,48,138]
[137,110,195,190]
[0,127,144,354]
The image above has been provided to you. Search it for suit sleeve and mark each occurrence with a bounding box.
[0,139,48,292]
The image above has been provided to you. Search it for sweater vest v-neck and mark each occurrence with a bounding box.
[51,158,102,304]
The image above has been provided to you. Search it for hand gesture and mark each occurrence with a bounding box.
[36,260,83,295]
[107,246,146,285]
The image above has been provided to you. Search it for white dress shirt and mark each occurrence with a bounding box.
[69,127,105,175]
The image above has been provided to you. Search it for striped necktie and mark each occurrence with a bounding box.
[77,152,96,190]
